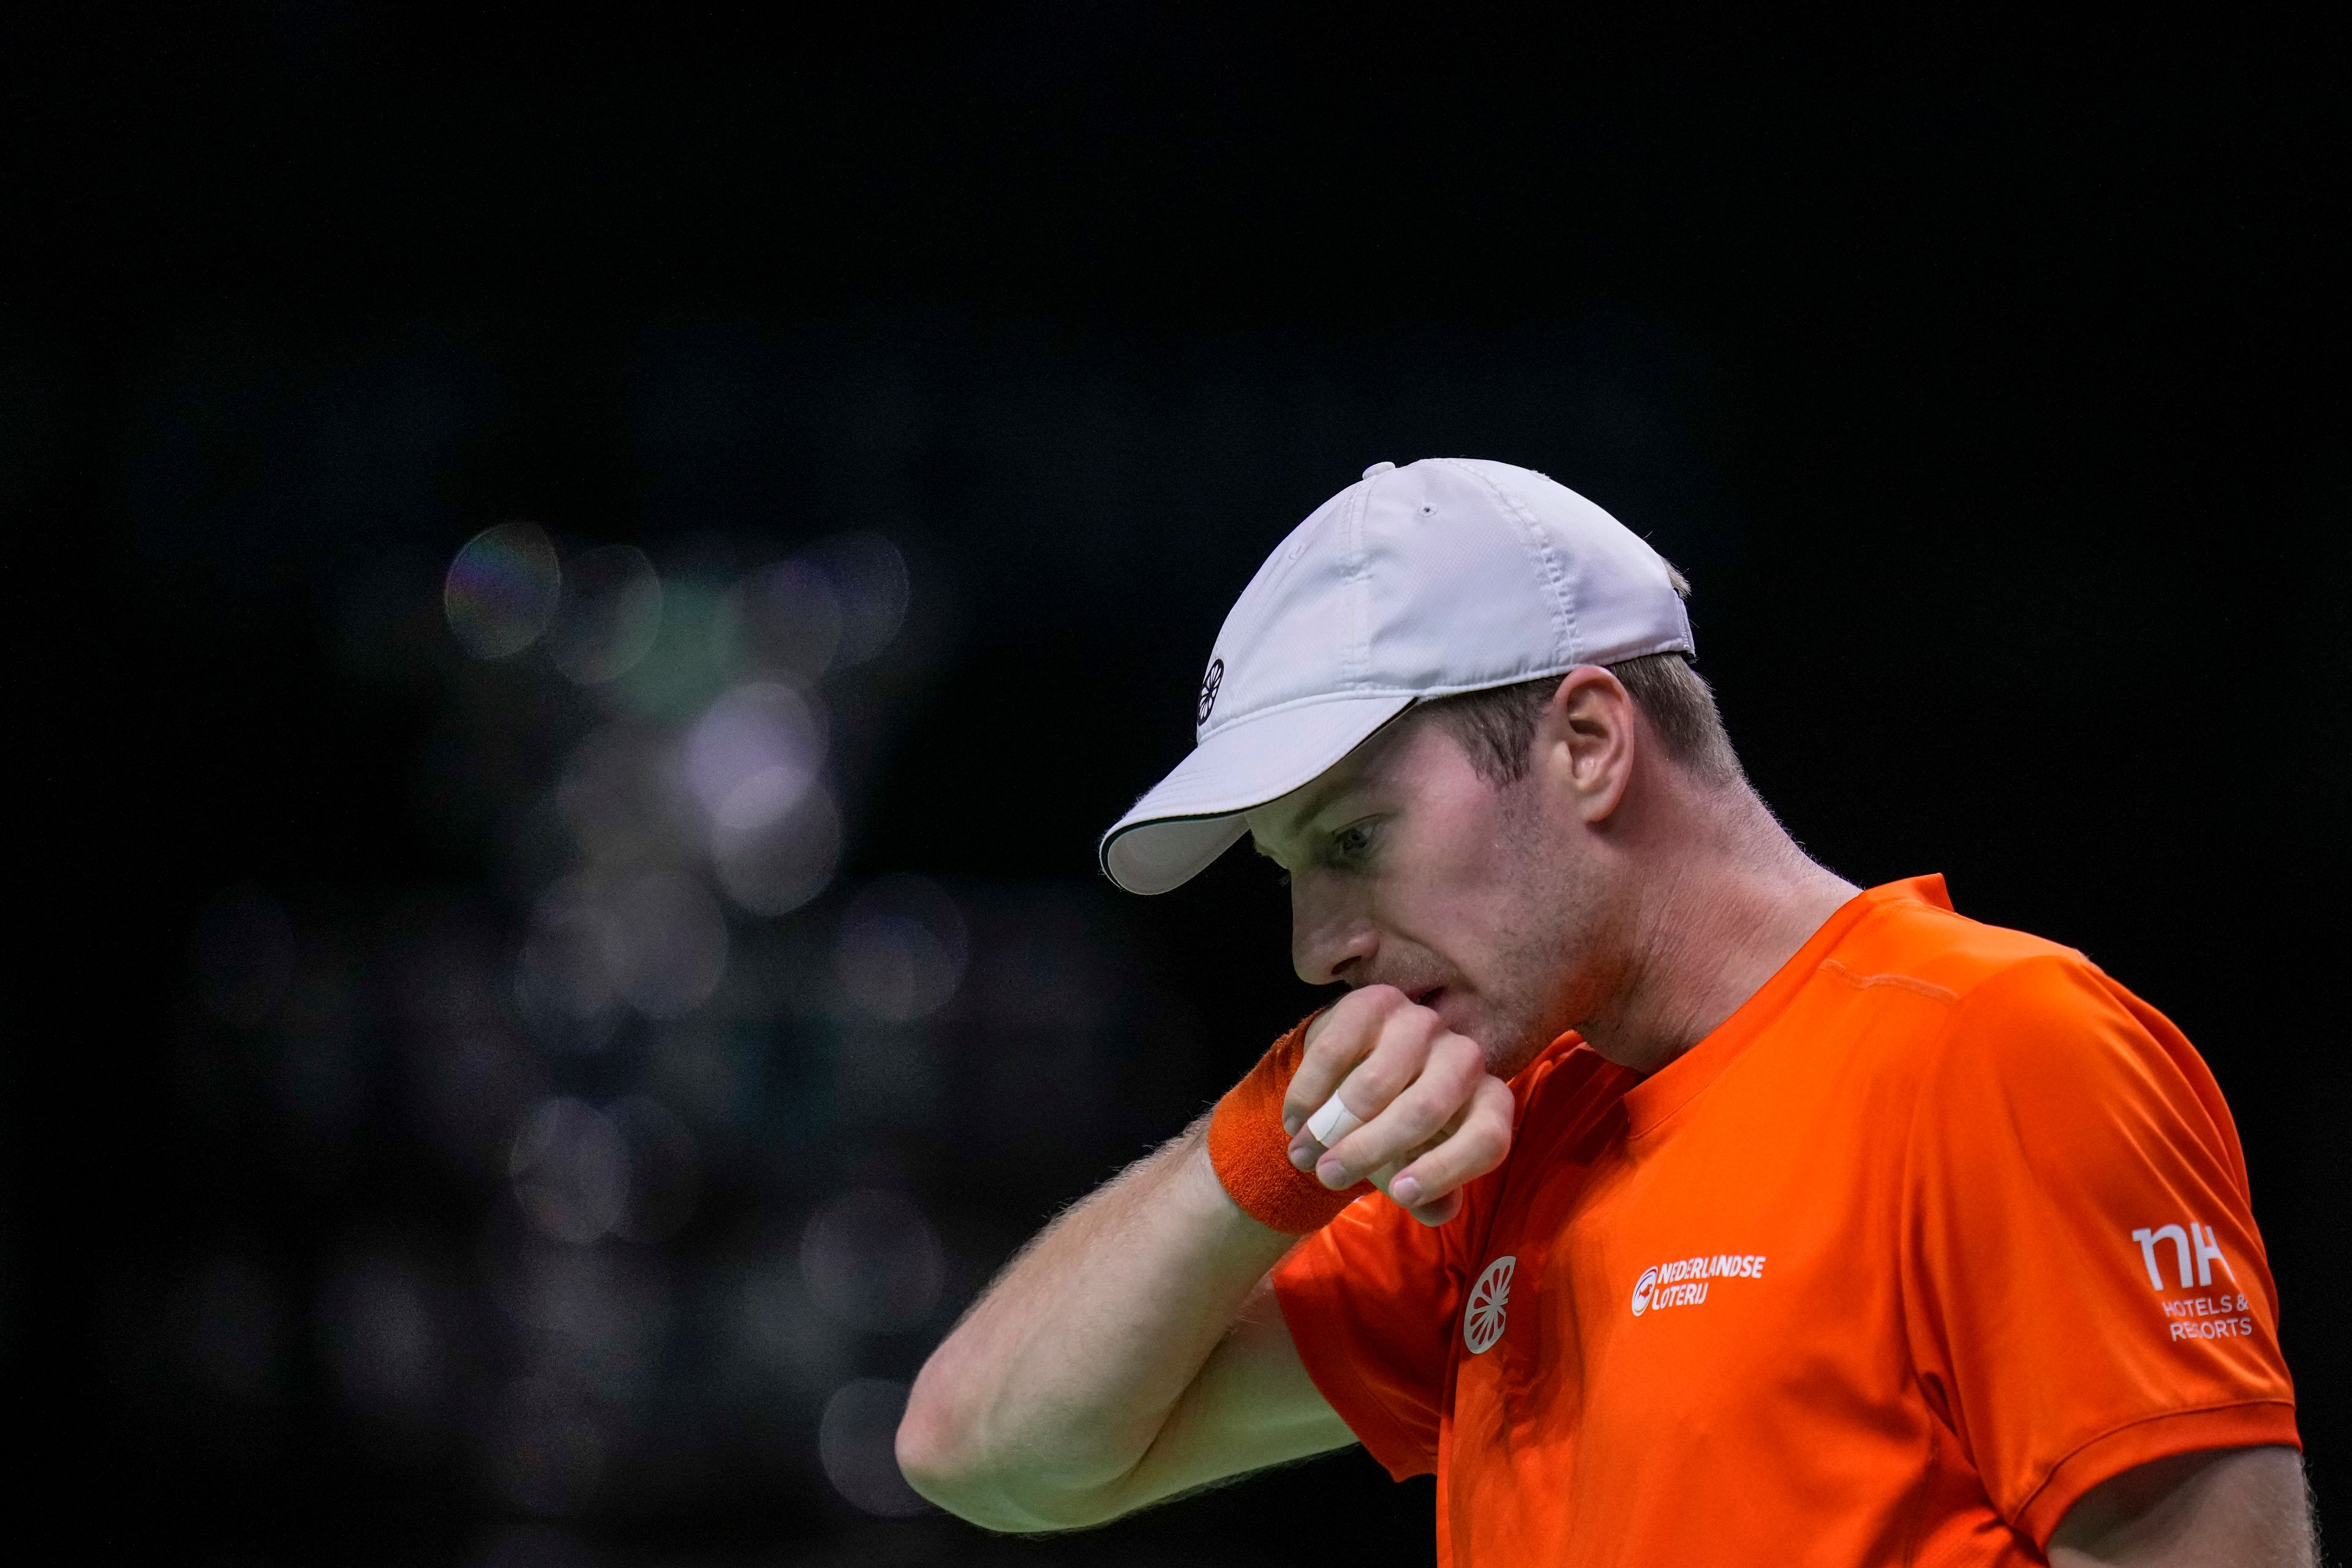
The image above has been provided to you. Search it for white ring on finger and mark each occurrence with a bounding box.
[1305,1095,1365,1146]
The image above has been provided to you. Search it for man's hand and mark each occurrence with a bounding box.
[1280,985,1517,1227]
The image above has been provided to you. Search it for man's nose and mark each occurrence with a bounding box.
[1291,875,1376,987]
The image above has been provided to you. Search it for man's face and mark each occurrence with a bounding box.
[1244,709,1623,1077]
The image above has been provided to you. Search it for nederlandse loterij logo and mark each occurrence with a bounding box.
[2132,1220,2257,1343]
[1463,1256,1515,1354]
[1629,1266,1660,1316]
[1630,1250,1766,1317]
[1197,658,1224,725]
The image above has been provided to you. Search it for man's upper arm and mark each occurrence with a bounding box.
[1105,1273,1358,1513]
[2048,1446,2315,1567]
[1901,955,2301,1547]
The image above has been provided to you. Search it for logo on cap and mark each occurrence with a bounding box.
[1197,658,1225,725]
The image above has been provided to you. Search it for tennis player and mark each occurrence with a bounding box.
[898,459,2314,1564]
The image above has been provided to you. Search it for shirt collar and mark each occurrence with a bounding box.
[1613,874,1951,1137]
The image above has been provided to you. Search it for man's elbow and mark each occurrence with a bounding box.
[890,1398,1002,1523]
[892,1390,1125,1534]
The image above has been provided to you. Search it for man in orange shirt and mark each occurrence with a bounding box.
[897,459,2315,1564]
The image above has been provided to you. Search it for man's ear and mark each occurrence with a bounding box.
[1537,666,1637,823]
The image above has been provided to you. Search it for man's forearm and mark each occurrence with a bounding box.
[897,1118,1295,1530]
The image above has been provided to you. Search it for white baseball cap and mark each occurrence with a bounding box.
[1099,457,1695,894]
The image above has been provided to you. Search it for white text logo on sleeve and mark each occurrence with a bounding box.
[2132,1219,2256,1341]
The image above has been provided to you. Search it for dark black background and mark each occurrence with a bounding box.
[7,7,2345,1562]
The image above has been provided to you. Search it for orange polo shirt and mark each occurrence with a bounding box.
[1272,876,2297,1565]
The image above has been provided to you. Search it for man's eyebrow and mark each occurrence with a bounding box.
[1256,772,1359,849]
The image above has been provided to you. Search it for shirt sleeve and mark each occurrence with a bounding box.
[1900,953,2299,1548]
[1272,1189,1462,1480]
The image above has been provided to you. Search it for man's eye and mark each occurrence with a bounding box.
[1331,823,1375,861]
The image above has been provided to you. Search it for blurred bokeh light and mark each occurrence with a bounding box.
[32,18,2334,1564]
[819,1378,929,1517]
[119,470,1254,1561]
[445,523,564,661]
[551,546,665,685]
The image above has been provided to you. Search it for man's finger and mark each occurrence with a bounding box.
[1303,1095,1365,1146]
[1324,1005,1450,1123]
[1312,1032,1486,1187]
[1403,1190,1465,1226]
[1283,986,1409,1136]
[1291,1005,1449,1175]
[1286,989,1440,1150]
[1382,1076,1517,1219]
[1361,1140,1464,1227]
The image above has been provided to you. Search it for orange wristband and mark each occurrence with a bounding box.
[1207,1012,1371,1234]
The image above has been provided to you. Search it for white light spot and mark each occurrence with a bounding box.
[711,783,840,917]
[684,682,826,832]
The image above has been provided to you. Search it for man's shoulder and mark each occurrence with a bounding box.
[1803,892,2212,1135]
[1836,891,2116,1019]
[1833,895,2206,1129]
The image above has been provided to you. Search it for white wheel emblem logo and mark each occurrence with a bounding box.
[1463,1256,1516,1354]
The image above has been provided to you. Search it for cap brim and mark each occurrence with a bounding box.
[1099,692,1418,894]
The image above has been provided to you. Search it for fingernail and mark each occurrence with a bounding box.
[1281,1113,1303,1137]
[1390,1175,1421,1206]
[1289,1140,1316,1172]
[1316,1156,1349,1188]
